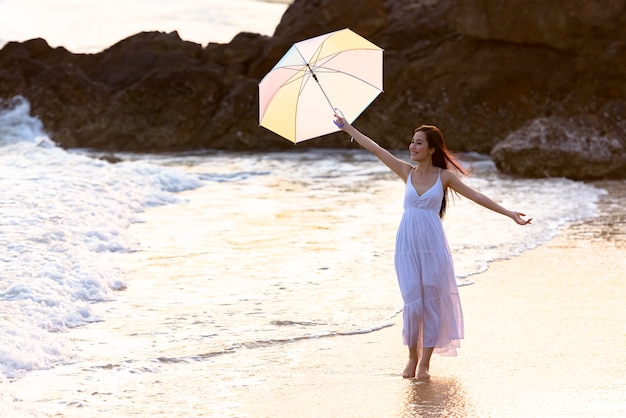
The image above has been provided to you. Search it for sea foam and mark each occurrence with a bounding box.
[0,96,202,379]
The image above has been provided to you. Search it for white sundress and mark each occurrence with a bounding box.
[394,169,464,356]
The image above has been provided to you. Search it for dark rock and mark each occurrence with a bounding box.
[0,0,625,179]
[450,0,626,53]
[491,115,626,179]
[83,31,204,88]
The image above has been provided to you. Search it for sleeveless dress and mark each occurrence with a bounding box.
[394,169,464,356]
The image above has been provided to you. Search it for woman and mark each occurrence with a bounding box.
[334,115,531,380]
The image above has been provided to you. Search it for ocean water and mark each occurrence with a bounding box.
[0,94,607,416]
[0,1,615,416]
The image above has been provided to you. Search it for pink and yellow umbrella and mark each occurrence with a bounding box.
[259,28,384,143]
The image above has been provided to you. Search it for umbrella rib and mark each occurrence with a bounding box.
[309,51,383,92]
[293,45,337,113]
[261,66,308,120]
[267,65,329,93]
[263,64,318,140]
[312,66,382,91]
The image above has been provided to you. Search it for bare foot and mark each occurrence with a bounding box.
[402,358,418,378]
[403,345,419,378]
[416,367,430,380]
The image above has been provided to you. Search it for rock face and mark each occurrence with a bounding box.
[492,116,626,180]
[1,0,625,179]
[0,32,275,151]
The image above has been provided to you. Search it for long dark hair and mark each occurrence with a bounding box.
[414,125,468,219]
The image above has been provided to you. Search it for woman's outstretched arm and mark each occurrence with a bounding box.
[441,169,532,225]
[335,115,412,181]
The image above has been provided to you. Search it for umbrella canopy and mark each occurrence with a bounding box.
[259,28,383,143]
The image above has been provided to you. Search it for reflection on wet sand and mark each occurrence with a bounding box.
[403,377,477,417]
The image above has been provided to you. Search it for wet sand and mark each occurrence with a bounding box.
[5,183,624,417]
[237,183,626,418]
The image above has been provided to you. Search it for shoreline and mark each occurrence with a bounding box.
[234,181,626,417]
[2,179,623,417]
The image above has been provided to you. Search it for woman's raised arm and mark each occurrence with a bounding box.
[335,115,413,181]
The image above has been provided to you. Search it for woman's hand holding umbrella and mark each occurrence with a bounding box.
[333,113,348,130]
[333,113,385,156]
[334,113,356,142]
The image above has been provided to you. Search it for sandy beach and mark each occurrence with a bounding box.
[235,181,626,418]
[3,176,623,417]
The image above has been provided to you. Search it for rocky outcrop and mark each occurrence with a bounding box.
[450,0,626,53]
[1,0,625,178]
[492,116,626,179]
[0,32,278,151]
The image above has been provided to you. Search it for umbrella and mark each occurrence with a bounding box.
[258,28,383,143]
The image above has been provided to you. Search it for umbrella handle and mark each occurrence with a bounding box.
[333,108,354,142]
[333,108,345,128]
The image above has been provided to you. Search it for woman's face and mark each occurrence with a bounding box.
[409,131,433,162]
